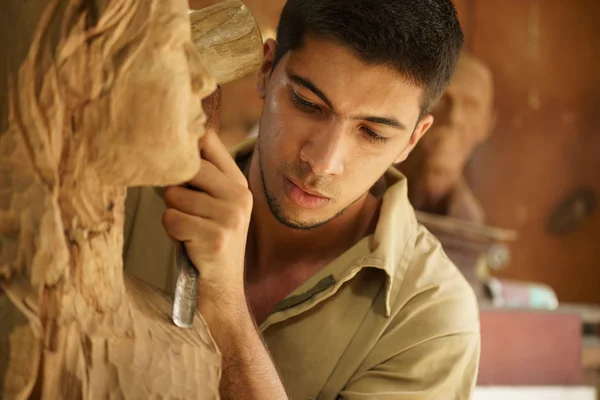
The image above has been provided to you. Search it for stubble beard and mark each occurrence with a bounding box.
[257,143,361,231]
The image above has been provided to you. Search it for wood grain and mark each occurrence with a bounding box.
[191,0,263,85]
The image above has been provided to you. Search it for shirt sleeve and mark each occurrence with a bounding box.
[338,332,480,400]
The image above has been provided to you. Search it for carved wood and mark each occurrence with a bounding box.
[191,0,263,85]
[0,0,262,398]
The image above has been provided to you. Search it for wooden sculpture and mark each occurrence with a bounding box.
[0,0,262,398]
[398,51,495,223]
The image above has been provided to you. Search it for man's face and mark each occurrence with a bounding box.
[256,36,432,229]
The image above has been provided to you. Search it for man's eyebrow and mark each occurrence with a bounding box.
[354,116,407,131]
[288,73,334,109]
[288,72,407,131]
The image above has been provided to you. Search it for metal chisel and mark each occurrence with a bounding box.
[172,243,199,328]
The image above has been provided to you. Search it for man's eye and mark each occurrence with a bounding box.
[290,91,322,113]
[361,126,388,144]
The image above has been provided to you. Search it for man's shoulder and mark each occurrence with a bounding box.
[390,223,480,337]
[370,170,479,335]
[348,222,480,398]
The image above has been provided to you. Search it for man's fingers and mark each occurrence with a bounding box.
[163,185,224,219]
[162,208,234,266]
[200,128,247,187]
[162,208,219,244]
[186,160,245,200]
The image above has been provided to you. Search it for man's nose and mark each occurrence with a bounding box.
[299,121,346,176]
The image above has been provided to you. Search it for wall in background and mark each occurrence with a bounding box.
[454,0,600,304]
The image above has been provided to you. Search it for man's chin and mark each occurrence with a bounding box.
[260,159,343,230]
[270,206,332,231]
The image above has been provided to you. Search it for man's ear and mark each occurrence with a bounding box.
[394,114,434,164]
[257,38,277,100]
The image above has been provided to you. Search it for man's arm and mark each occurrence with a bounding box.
[199,299,288,400]
[162,129,288,400]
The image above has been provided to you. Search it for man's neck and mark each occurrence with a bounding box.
[245,152,380,277]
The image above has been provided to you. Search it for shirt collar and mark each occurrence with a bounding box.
[229,137,418,317]
[363,167,418,316]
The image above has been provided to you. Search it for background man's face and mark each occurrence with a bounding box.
[256,36,430,229]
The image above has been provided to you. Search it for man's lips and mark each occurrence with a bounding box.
[283,177,330,210]
[286,177,329,199]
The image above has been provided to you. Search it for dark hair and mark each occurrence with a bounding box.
[273,0,464,114]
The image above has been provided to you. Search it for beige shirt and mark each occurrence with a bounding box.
[124,139,480,400]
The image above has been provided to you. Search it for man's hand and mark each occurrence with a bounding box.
[161,129,252,312]
[161,131,288,399]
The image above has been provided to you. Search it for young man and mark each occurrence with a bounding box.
[124,0,480,398]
